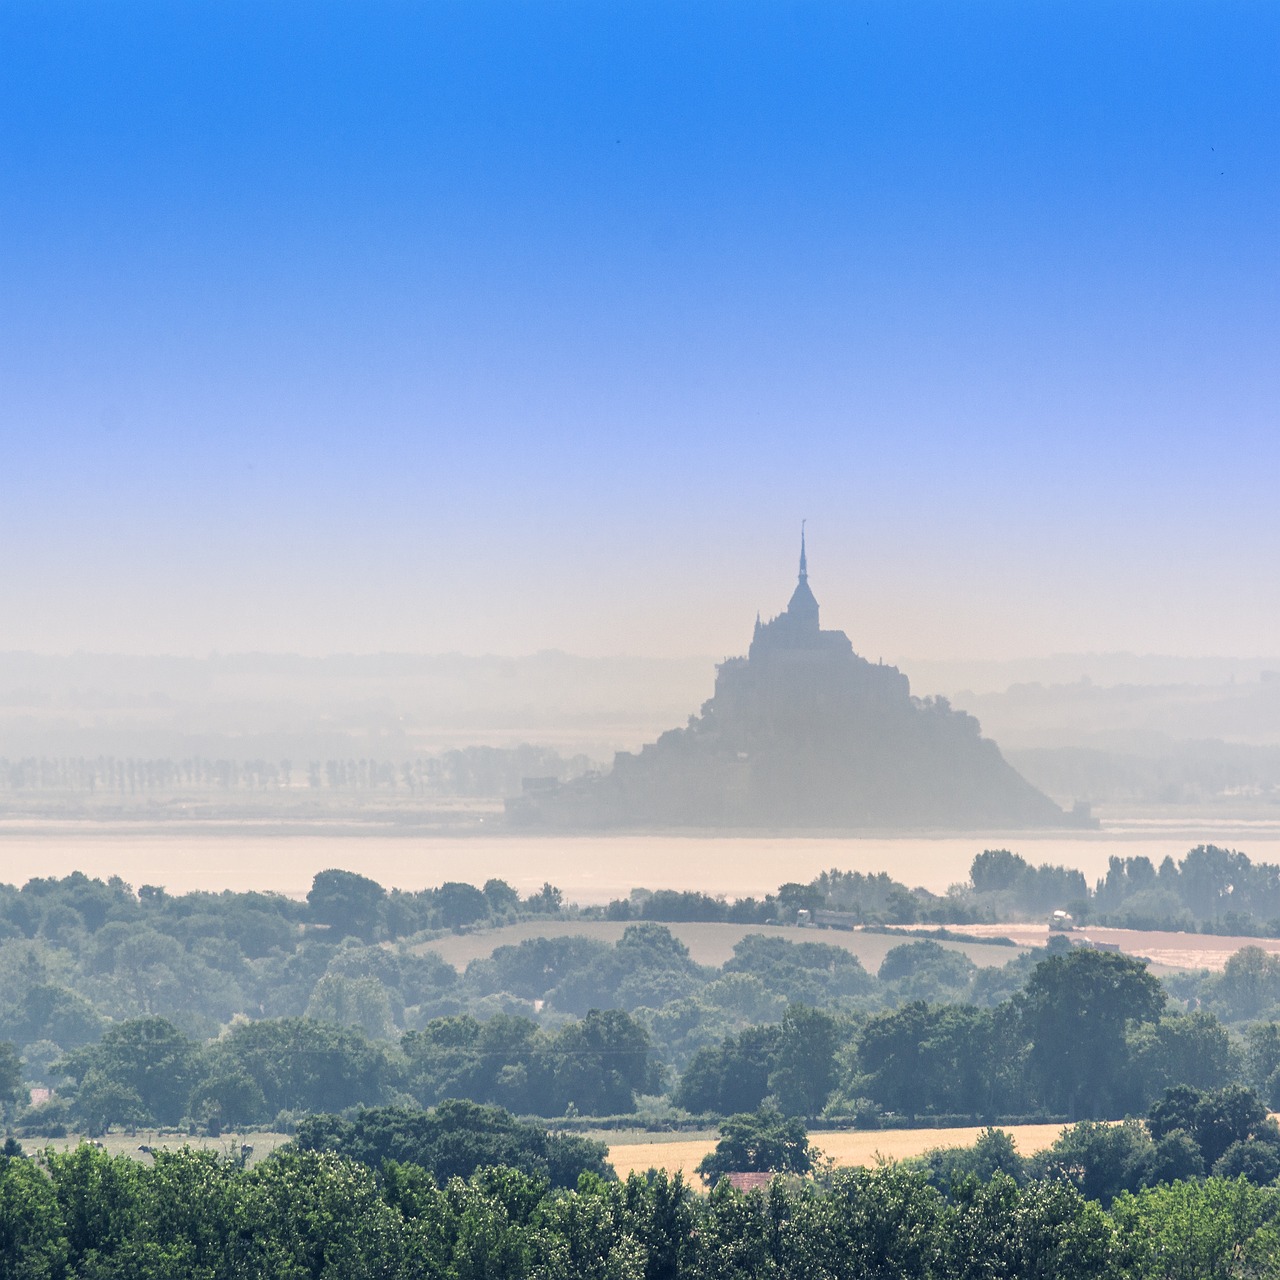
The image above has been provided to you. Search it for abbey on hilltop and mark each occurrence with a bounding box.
[508,531,1071,830]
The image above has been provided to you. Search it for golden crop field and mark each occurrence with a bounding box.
[26,1121,1079,1186]
[605,1123,1070,1183]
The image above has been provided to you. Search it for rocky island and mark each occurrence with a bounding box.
[509,534,1075,830]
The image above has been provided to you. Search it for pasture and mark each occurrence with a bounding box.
[16,1131,292,1168]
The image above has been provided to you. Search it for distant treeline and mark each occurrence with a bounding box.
[0,745,592,799]
[9,1007,659,1137]
[678,949,1280,1123]
[620,845,1280,939]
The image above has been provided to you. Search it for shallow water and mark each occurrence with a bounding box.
[3,819,1280,900]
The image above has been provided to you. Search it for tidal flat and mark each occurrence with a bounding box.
[4,818,1280,902]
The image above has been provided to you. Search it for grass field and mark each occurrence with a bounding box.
[416,920,1028,972]
[17,1131,291,1167]
[603,1123,1070,1182]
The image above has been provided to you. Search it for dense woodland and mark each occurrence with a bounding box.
[9,852,1280,1135]
[6,1138,1280,1279]
[9,856,1280,1273]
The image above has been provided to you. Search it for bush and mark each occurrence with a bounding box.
[293,1100,612,1188]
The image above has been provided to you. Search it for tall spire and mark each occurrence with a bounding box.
[782,519,820,630]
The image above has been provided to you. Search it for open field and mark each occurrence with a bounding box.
[17,1123,1074,1182]
[603,1123,1071,1182]
[416,919,1029,971]
[421,915,1277,976]
[16,1131,292,1168]
[898,922,1280,972]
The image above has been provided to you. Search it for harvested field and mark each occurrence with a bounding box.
[898,922,1280,972]
[417,920,1028,972]
[604,1123,1070,1182]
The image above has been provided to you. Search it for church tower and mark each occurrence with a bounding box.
[785,522,820,630]
[747,523,844,658]
[507,525,1070,831]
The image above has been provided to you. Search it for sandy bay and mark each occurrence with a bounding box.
[4,818,1280,901]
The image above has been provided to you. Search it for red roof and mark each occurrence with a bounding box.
[723,1171,773,1192]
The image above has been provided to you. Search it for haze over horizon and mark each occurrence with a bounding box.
[4,2,1277,662]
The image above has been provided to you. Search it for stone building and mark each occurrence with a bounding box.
[508,533,1067,830]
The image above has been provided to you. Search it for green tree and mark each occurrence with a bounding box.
[306,972,397,1039]
[4,983,104,1050]
[823,1165,948,1280]
[187,1067,269,1134]
[695,1106,812,1184]
[970,849,1030,894]
[0,1042,22,1119]
[1126,1012,1235,1108]
[544,1009,660,1116]
[1134,1128,1205,1187]
[945,1174,1116,1280]
[435,882,491,929]
[1027,1119,1153,1206]
[482,878,522,916]
[0,1144,68,1279]
[1110,1176,1280,1280]
[294,1100,611,1187]
[766,1004,839,1117]
[208,1017,398,1116]
[1212,1137,1280,1184]
[856,1001,1027,1119]
[1019,949,1164,1118]
[722,934,873,1004]
[1244,1021,1280,1106]
[46,1144,147,1271]
[307,869,386,942]
[675,1024,782,1116]
[58,1016,200,1127]
[919,1126,1027,1190]
[237,1147,412,1278]
[1148,1083,1275,1170]
[1214,946,1280,1021]
[73,1072,149,1137]
[878,940,976,998]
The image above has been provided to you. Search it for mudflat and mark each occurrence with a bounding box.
[5,821,1280,902]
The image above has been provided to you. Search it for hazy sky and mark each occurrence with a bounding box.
[3,2,1277,661]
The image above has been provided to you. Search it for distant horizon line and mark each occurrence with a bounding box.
[0,647,1278,666]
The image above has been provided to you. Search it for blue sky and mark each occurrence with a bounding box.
[2,1,1277,659]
